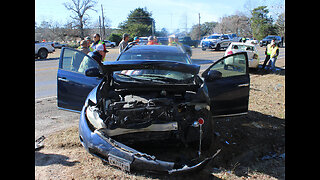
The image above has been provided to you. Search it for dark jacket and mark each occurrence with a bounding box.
[88,50,103,65]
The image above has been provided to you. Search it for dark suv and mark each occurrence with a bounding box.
[259,35,283,47]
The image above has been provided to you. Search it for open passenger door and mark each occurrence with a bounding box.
[57,48,103,112]
[202,52,250,117]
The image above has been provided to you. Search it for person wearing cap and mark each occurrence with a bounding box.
[147,36,158,45]
[133,36,140,45]
[261,39,279,71]
[78,44,108,73]
[266,40,279,71]
[78,40,90,54]
[85,36,94,52]
[92,43,108,62]
[119,33,130,53]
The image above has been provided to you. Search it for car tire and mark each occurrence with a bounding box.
[38,48,48,59]
[111,44,115,48]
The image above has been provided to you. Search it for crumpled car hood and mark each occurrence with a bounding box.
[102,60,200,75]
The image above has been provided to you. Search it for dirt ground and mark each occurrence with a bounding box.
[35,47,285,180]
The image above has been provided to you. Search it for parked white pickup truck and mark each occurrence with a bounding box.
[35,41,55,59]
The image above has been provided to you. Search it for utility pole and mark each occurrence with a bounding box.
[99,16,102,36]
[152,20,155,37]
[198,13,201,40]
[101,4,105,40]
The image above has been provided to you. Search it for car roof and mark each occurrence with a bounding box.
[124,45,185,54]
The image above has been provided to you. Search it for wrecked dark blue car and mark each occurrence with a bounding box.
[57,45,250,174]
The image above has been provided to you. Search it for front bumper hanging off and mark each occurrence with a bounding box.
[79,108,221,174]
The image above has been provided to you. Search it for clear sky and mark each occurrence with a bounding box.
[35,0,284,33]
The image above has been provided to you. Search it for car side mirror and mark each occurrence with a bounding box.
[204,70,222,81]
[85,67,103,78]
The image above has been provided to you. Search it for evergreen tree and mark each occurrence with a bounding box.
[119,7,154,37]
[250,6,276,40]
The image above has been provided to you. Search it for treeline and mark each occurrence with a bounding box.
[35,5,284,45]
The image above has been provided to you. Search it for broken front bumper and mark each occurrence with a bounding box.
[79,106,220,174]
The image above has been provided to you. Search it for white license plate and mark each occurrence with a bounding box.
[108,154,131,172]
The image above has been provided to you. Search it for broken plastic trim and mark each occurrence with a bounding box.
[92,129,221,174]
[168,149,221,174]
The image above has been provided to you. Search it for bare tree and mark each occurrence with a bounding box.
[63,0,97,39]
[215,14,251,37]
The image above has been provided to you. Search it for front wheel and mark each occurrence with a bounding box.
[38,48,48,59]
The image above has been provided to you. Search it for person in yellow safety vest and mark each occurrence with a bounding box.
[168,37,175,46]
[168,36,181,46]
[91,34,107,61]
[261,39,279,71]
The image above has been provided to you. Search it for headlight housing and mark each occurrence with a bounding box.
[86,105,106,129]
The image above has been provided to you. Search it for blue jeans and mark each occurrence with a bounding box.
[267,57,277,70]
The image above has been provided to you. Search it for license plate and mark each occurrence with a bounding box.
[108,154,131,172]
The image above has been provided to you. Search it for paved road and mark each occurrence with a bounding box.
[35,58,59,99]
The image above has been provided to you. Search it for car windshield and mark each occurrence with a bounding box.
[207,35,220,39]
[113,69,195,84]
[118,52,190,64]
[232,45,254,51]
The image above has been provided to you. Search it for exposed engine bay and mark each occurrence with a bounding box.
[86,86,213,147]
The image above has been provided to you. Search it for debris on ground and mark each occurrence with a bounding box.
[35,136,46,151]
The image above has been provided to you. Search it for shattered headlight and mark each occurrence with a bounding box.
[86,106,106,129]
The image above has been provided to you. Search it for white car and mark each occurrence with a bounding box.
[245,38,258,45]
[103,40,116,48]
[201,34,232,51]
[224,42,259,68]
[35,42,55,59]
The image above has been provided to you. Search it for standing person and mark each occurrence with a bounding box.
[78,40,90,54]
[266,40,279,72]
[90,44,108,63]
[133,36,140,44]
[147,36,159,45]
[85,36,94,52]
[91,34,105,50]
[168,37,176,46]
[154,36,161,45]
[90,34,107,61]
[261,40,279,71]
[174,36,182,46]
[119,33,130,53]
[78,44,108,73]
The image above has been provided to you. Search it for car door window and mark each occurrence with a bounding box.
[61,49,99,74]
[210,53,247,77]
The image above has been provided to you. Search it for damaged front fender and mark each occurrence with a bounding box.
[79,108,221,174]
